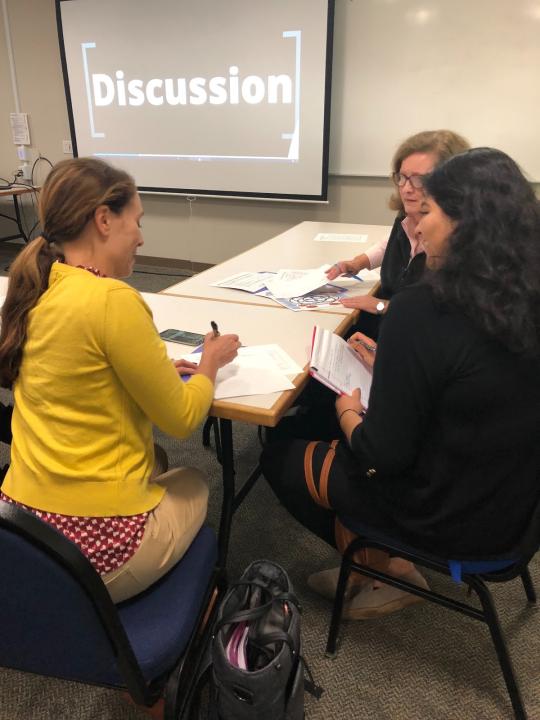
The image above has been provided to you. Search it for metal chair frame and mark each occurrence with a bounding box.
[326,533,538,720]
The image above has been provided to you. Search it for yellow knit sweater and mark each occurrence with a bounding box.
[3,262,213,516]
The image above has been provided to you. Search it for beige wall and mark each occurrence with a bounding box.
[1,1,538,262]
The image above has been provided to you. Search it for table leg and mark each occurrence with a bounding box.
[213,421,266,567]
[0,194,29,243]
[217,418,235,569]
[13,195,29,243]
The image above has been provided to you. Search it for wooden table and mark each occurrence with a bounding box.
[153,220,390,564]
[162,220,390,313]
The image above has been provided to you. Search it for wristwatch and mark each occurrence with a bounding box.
[376,301,386,315]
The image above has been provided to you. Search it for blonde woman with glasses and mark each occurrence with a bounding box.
[326,130,469,339]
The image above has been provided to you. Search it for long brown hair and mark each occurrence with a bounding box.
[389,130,470,213]
[0,158,136,387]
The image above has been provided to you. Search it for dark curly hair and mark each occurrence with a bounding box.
[423,148,540,356]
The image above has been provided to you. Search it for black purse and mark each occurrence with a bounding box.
[210,560,322,720]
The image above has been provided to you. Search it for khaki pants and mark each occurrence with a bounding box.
[102,466,209,603]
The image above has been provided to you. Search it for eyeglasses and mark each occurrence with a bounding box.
[392,172,425,189]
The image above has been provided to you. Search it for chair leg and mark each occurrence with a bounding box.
[520,568,536,604]
[325,557,352,658]
[470,578,528,720]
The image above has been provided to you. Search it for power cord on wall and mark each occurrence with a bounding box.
[31,155,53,187]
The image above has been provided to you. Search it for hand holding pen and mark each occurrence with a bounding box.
[348,331,377,370]
[199,321,240,376]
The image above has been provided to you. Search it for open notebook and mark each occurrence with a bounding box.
[310,325,373,405]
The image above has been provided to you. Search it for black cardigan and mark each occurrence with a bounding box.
[341,284,540,559]
[347,216,426,341]
[379,216,426,300]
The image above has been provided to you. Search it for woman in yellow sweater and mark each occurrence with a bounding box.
[0,158,240,602]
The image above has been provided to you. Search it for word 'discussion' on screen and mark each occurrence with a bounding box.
[57,0,334,200]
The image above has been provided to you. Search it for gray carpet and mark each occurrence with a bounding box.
[0,242,538,719]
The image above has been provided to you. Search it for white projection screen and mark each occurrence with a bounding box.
[56,0,334,201]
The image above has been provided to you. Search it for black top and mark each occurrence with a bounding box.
[379,216,426,300]
[340,284,540,559]
[347,217,426,341]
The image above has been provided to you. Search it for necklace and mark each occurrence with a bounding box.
[76,264,106,277]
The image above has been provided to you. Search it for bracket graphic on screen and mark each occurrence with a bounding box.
[81,31,301,162]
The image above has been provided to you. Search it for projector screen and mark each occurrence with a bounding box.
[56,0,334,201]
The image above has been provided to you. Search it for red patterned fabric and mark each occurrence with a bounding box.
[0,491,148,575]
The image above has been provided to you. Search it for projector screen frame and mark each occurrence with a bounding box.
[55,0,335,203]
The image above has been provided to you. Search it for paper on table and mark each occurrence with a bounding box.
[357,268,381,282]
[236,344,303,376]
[267,285,346,311]
[313,232,368,243]
[211,271,275,294]
[212,364,295,400]
[178,345,302,376]
[176,345,298,399]
[264,265,331,299]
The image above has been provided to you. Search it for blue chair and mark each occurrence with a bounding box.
[0,501,225,719]
[326,503,540,720]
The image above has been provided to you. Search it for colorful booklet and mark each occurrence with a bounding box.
[309,325,373,404]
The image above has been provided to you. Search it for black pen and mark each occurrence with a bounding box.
[210,320,220,337]
[351,337,376,352]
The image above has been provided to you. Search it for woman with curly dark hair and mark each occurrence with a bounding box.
[261,148,540,619]
[421,147,539,356]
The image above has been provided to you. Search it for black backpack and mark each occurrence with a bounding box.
[209,560,322,720]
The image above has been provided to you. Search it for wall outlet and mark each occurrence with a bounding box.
[62,140,73,154]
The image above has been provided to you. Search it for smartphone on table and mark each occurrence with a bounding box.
[159,329,205,346]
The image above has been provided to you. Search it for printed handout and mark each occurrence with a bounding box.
[313,232,368,243]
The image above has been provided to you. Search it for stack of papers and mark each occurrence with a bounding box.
[212,266,362,310]
[177,344,303,400]
[264,266,331,299]
[211,271,275,294]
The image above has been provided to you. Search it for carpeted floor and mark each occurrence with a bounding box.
[0,241,538,719]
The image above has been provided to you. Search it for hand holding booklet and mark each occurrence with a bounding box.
[310,326,373,405]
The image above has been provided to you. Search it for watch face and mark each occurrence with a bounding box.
[376,301,385,314]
